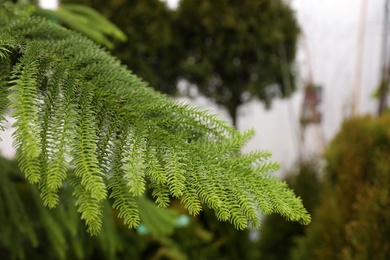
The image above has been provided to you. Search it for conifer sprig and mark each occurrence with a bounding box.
[0,3,310,234]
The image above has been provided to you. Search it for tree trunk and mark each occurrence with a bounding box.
[231,109,237,128]
[227,100,240,128]
[378,79,388,115]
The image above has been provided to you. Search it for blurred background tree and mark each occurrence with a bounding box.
[174,0,299,126]
[63,0,300,126]
[292,115,390,260]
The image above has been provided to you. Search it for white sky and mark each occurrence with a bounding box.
[1,0,387,174]
[162,0,179,9]
[39,0,59,10]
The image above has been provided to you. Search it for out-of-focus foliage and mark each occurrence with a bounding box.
[292,115,390,260]
[0,154,185,259]
[35,3,127,49]
[174,0,299,125]
[258,160,321,260]
[0,156,134,259]
[341,163,390,260]
[64,0,180,95]
[64,0,299,126]
[172,206,259,259]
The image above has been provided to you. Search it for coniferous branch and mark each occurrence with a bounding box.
[0,2,310,235]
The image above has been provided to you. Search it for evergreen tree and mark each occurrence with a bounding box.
[0,0,309,242]
[292,116,390,260]
[341,160,390,260]
[174,0,299,126]
[62,0,299,127]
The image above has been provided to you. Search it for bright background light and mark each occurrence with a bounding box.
[39,0,59,10]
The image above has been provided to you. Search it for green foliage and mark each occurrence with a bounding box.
[65,0,179,95]
[258,160,321,260]
[174,0,300,125]
[292,115,390,260]
[64,0,299,125]
[341,163,390,260]
[34,3,127,49]
[0,1,309,236]
[165,206,259,260]
[0,155,178,259]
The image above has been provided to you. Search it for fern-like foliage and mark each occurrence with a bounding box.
[0,2,310,235]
